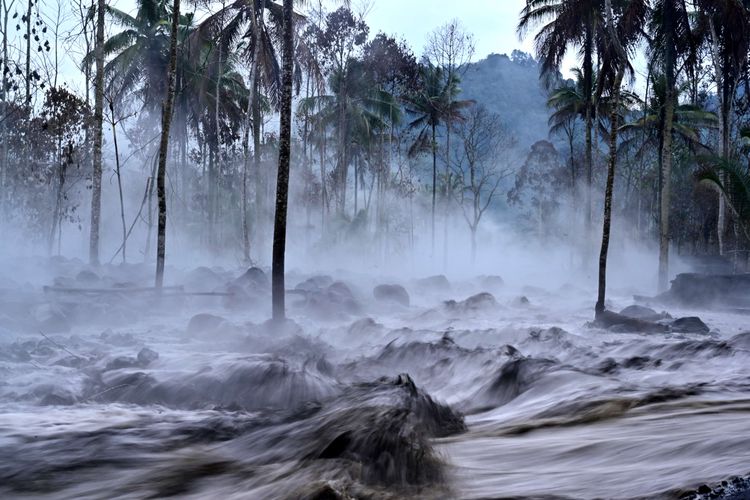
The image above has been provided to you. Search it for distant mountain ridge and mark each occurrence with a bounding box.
[459,52,553,151]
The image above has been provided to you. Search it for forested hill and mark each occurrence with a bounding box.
[459,52,553,150]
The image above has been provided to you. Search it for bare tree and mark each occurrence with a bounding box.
[425,19,474,265]
[452,105,514,263]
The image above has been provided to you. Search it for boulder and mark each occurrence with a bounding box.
[445,292,498,313]
[415,275,451,292]
[512,296,530,307]
[670,316,709,334]
[592,310,669,334]
[478,275,505,290]
[137,347,159,366]
[665,273,750,308]
[619,304,671,321]
[295,275,334,292]
[75,269,100,284]
[373,284,410,307]
[187,313,227,336]
[232,267,270,291]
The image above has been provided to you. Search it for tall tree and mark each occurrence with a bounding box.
[406,63,471,254]
[648,0,694,290]
[696,0,750,257]
[595,0,647,316]
[518,0,604,256]
[155,0,180,288]
[89,0,105,266]
[271,0,294,321]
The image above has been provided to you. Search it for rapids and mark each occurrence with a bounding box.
[0,257,749,499]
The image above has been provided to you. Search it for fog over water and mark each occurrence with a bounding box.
[2,0,750,498]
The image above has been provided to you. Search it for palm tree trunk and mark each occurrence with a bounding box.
[583,24,594,253]
[272,0,294,322]
[709,18,728,256]
[596,69,625,317]
[155,0,180,288]
[658,5,676,292]
[89,0,105,266]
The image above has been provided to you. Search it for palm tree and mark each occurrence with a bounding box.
[547,68,590,196]
[271,0,294,322]
[594,0,648,317]
[518,0,605,250]
[619,75,718,154]
[647,0,696,291]
[155,0,180,288]
[301,62,402,216]
[405,63,472,253]
[89,0,105,266]
[87,0,195,110]
[695,0,750,257]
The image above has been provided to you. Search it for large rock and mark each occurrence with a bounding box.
[664,273,750,308]
[187,313,229,337]
[592,310,669,334]
[670,316,709,334]
[445,292,498,313]
[619,305,671,321]
[373,284,410,307]
[415,275,451,292]
[295,275,334,292]
[232,267,269,291]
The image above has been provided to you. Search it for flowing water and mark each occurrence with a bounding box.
[1,258,749,499]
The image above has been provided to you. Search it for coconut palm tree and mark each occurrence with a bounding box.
[694,0,750,257]
[86,0,195,110]
[89,0,105,266]
[405,63,472,254]
[518,0,606,248]
[155,0,180,288]
[647,0,696,291]
[594,0,649,317]
[301,61,402,216]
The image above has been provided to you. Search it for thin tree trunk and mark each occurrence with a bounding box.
[431,122,437,255]
[709,19,728,257]
[89,0,105,266]
[596,69,625,316]
[271,0,294,322]
[658,5,676,292]
[24,0,31,103]
[110,102,127,263]
[583,24,594,255]
[155,0,180,288]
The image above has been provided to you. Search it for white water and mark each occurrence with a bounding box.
[0,257,749,499]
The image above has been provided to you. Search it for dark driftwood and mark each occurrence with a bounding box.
[42,286,237,297]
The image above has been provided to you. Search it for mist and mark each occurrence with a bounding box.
[1,1,750,499]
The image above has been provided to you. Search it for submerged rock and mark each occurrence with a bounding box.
[373,284,410,307]
[233,267,270,291]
